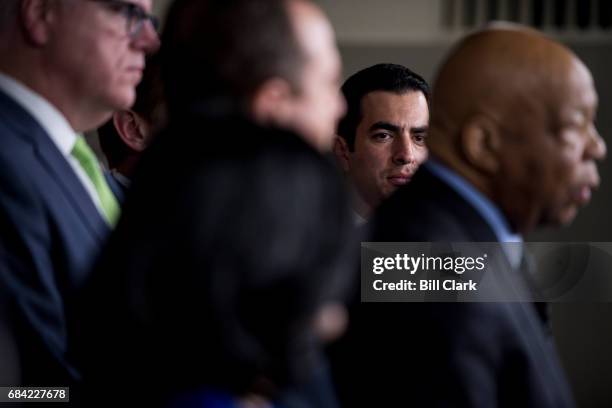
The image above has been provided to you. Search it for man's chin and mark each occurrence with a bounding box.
[109,90,136,111]
[549,206,579,228]
[381,186,398,200]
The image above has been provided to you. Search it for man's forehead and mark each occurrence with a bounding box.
[361,90,427,112]
[359,91,429,128]
[552,58,597,112]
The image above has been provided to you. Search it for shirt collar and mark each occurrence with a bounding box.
[352,210,367,227]
[110,169,132,189]
[425,158,523,268]
[0,72,77,156]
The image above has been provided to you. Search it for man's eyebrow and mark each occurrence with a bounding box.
[411,126,429,133]
[368,122,429,134]
[368,121,400,133]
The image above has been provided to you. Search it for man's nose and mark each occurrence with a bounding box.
[132,20,161,54]
[586,124,606,161]
[392,135,415,165]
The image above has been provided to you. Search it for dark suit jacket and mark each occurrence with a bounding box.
[0,89,111,385]
[329,165,575,407]
[106,172,128,204]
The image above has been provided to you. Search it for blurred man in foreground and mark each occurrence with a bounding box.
[77,0,354,406]
[161,0,346,152]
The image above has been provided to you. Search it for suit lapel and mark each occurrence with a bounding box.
[34,139,109,241]
[427,167,572,398]
[0,90,109,241]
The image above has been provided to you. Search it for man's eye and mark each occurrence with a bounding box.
[372,133,392,141]
[413,133,427,144]
[561,121,587,133]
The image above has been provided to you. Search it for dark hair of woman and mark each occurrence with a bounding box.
[78,116,355,407]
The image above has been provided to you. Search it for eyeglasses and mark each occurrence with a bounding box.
[87,0,160,38]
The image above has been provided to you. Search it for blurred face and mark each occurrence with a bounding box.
[497,58,606,231]
[46,0,160,129]
[284,0,346,151]
[340,90,429,213]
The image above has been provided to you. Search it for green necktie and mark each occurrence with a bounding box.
[71,136,120,226]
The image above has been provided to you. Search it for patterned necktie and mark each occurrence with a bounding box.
[70,136,120,226]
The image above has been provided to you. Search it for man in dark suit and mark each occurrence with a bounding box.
[333,25,606,407]
[0,0,159,385]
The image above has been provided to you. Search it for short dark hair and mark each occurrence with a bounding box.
[161,0,307,120]
[337,63,430,151]
[98,54,165,169]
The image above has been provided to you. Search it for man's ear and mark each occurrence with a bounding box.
[250,77,294,128]
[113,111,150,152]
[460,114,501,174]
[21,0,54,46]
[333,136,351,172]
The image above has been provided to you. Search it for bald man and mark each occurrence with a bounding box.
[338,26,605,407]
